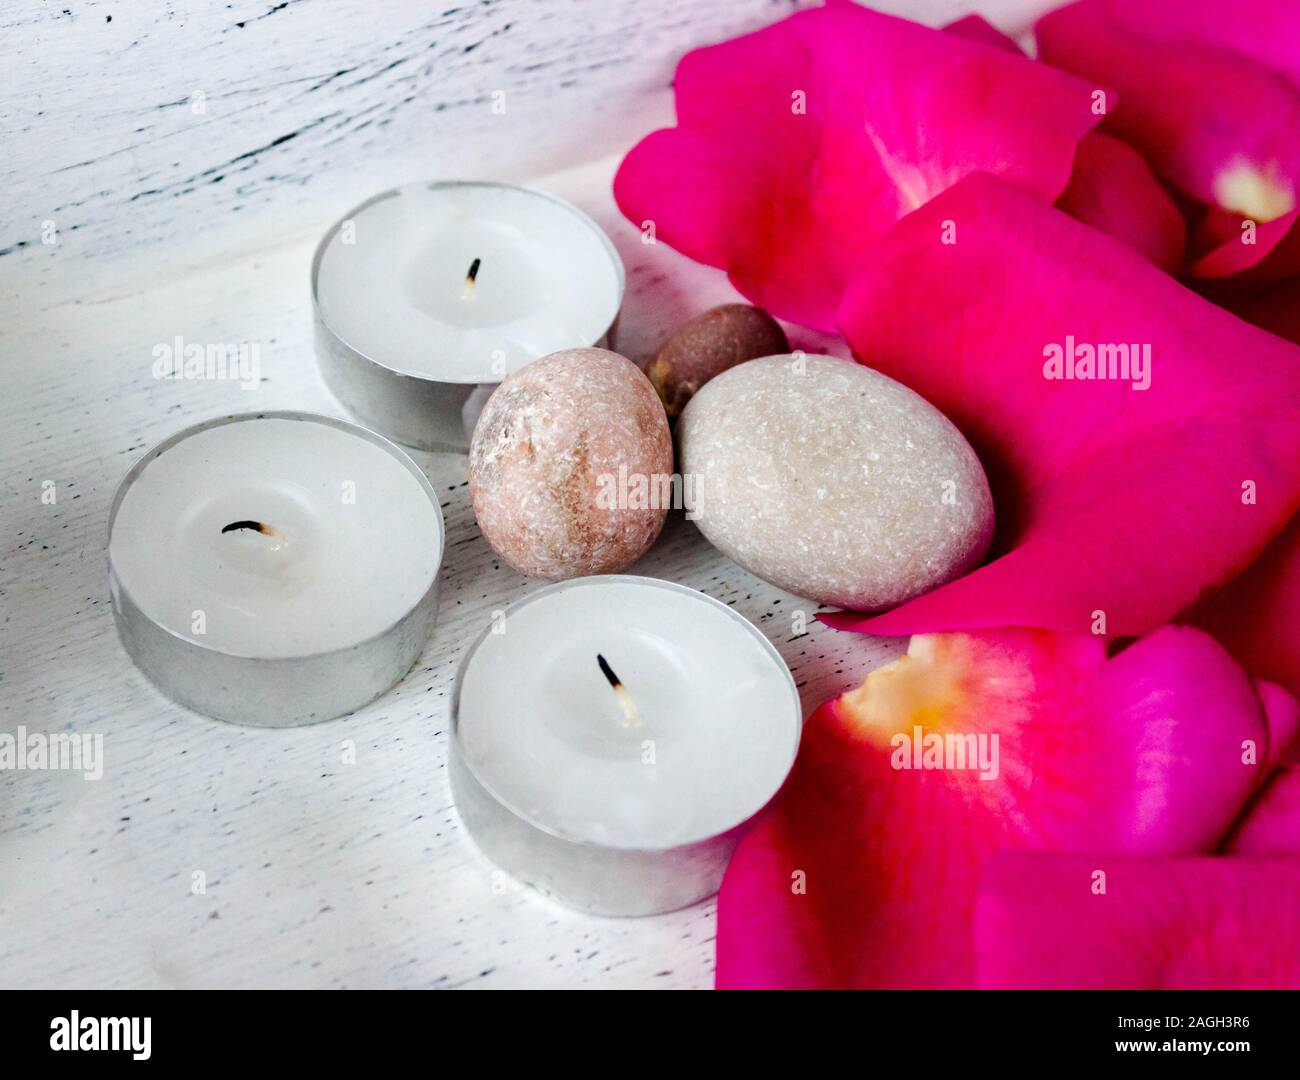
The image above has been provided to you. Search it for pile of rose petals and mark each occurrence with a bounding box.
[615,0,1300,989]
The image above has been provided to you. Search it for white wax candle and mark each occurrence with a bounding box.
[314,182,623,382]
[455,577,801,849]
[110,415,442,658]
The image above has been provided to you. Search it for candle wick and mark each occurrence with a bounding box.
[597,654,640,730]
[221,520,283,542]
[462,257,481,301]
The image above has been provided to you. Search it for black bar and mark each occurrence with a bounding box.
[0,989,1294,1065]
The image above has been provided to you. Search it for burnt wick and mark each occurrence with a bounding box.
[221,520,283,541]
[462,257,482,301]
[597,653,640,730]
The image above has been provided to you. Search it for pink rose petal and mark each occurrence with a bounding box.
[717,626,1269,989]
[615,0,1103,330]
[1256,680,1300,770]
[1188,206,1300,282]
[943,16,1185,270]
[974,852,1300,989]
[1228,764,1300,854]
[1037,0,1300,279]
[943,13,1022,55]
[1135,0,1300,86]
[1189,514,1300,699]
[825,175,1300,638]
[1057,132,1186,272]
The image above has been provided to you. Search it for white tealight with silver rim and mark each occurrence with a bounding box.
[107,412,444,727]
[450,575,802,916]
[312,181,625,452]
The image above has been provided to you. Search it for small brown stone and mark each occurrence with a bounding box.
[647,304,789,418]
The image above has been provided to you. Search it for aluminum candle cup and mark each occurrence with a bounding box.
[107,412,444,727]
[449,576,802,916]
[312,182,625,453]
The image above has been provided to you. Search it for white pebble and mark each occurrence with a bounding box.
[677,355,994,610]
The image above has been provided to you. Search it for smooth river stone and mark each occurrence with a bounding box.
[677,354,994,610]
[470,347,673,580]
[647,304,789,418]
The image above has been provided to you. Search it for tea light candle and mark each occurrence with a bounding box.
[107,412,444,727]
[449,576,802,915]
[312,182,625,452]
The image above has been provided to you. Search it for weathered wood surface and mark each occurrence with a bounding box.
[0,0,1052,297]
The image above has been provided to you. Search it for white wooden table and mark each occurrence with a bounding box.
[0,147,903,988]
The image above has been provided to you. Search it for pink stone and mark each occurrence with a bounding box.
[469,348,673,580]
